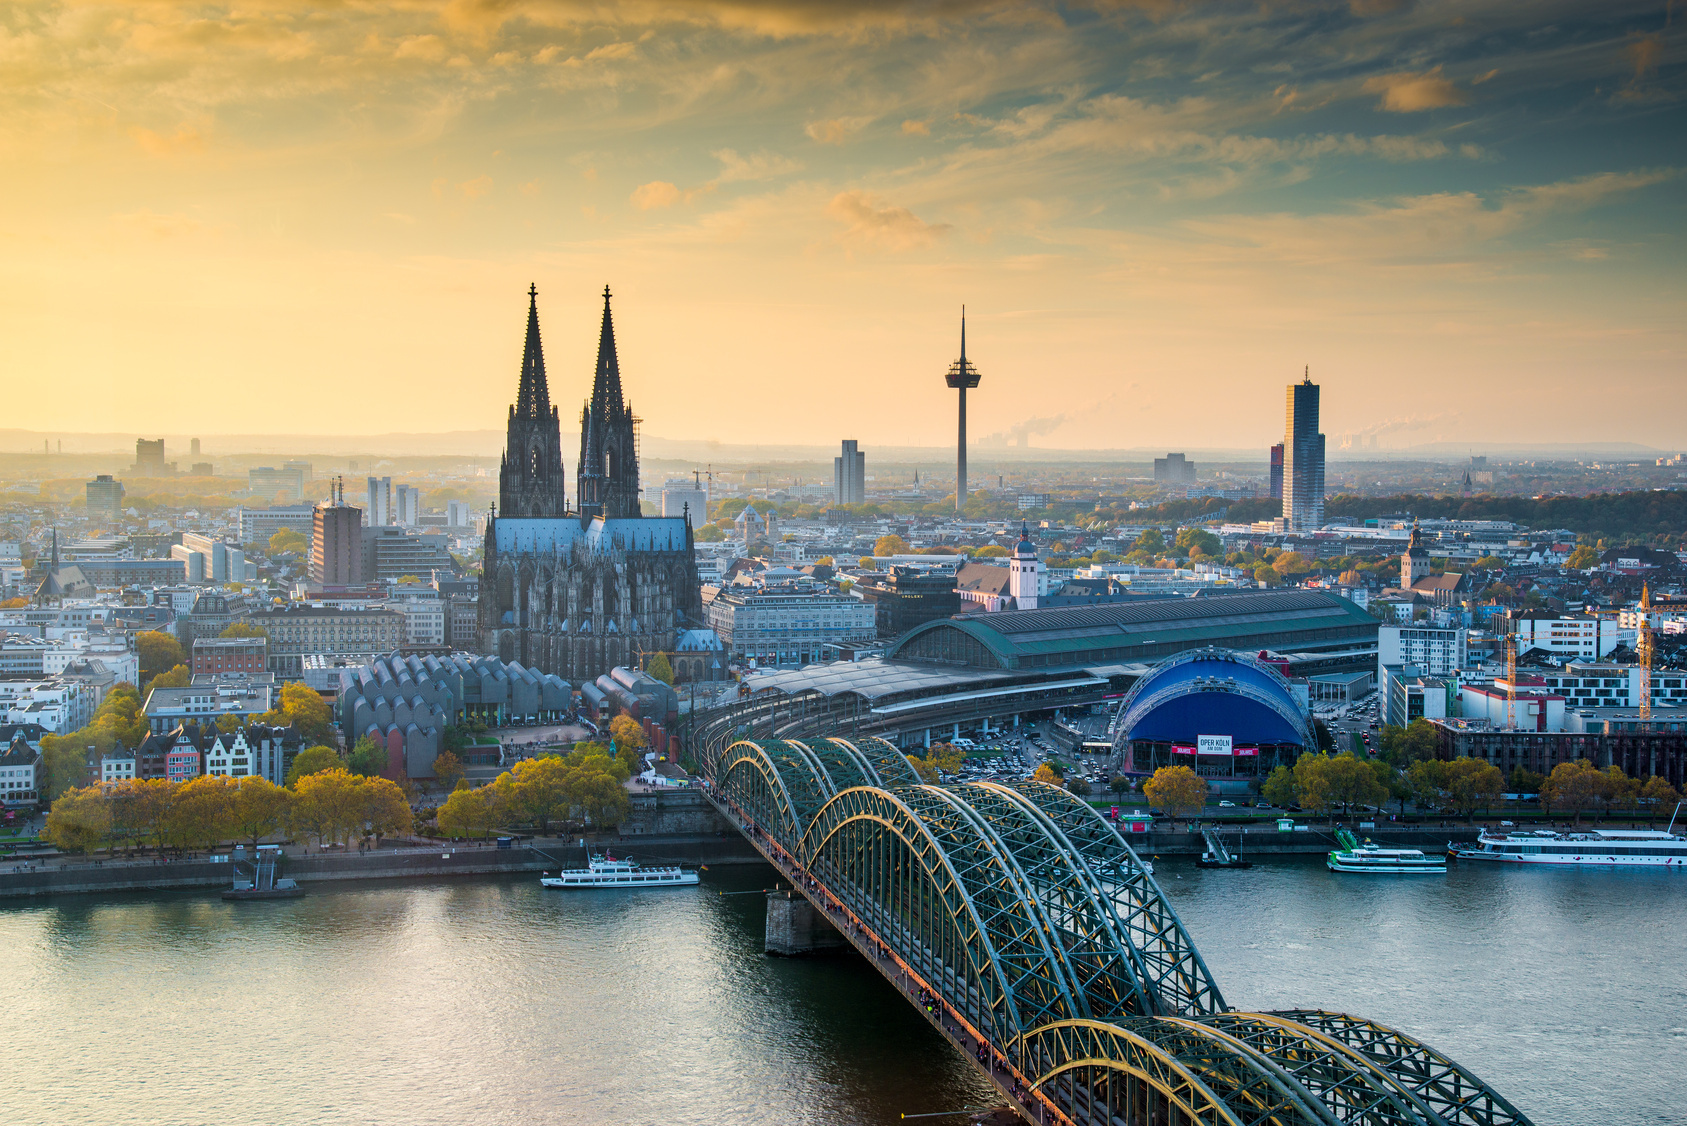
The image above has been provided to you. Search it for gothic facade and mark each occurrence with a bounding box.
[479,287,702,682]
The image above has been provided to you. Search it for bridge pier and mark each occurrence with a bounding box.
[764,890,846,956]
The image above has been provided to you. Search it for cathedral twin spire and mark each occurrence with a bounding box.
[497,284,640,524]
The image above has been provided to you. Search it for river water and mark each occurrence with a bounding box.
[2,857,1680,1126]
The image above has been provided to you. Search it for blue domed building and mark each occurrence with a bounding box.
[1109,647,1312,782]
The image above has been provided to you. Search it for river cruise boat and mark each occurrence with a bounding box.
[1452,828,1687,868]
[540,853,699,889]
[1328,829,1446,875]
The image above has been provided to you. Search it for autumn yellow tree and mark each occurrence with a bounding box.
[1640,775,1681,827]
[287,745,344,786]
[292,769,365,845]
[437,784,502,839]
[1033,762,1064,785]
[609,715,649,773]
[228,776,294,850]
[42,786,111,853]
[430,750,465,791]
[266,682,332,742]
[1144,765,1207,825]
[502,755,572,833]
[873,534,910,557]
[149,664,191,690]
[1542,760,1607,826]
[1443,758,1505,821]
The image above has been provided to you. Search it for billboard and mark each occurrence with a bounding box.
[1197,734,1233,756]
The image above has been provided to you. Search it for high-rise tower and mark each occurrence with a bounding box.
[499,285,569,519]
[945,308,982,512]
[1282,369,1326,532]
[577,286,641,521]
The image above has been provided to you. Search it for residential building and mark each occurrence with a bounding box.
[1269,442,1284,501]
[251,604,406,678]
[86,475,126,522]
[192,637,268,676]
[1282,371,1326,532]
[239,505,317,548]
[1377,624,1468,678]
[1531,662,1687,710]
[392,594,446,646]
[165,740,202,782]
[834,440,866,505]
[445,594,481,648]
[311,484,364,586]
[1153,453,1196,484]
[249,464,308,504]
[366,476,392,526]
[177,533,244,584]
[204,726,300,783]
[446,500,475,528]
[0,677,94,733]
[396,484,420,527]
[0,735,41,804]
[706,580,877,667]
[101,746,137,784]
[173,590,237,647]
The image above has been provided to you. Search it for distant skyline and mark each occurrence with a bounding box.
[3,1,1683,448]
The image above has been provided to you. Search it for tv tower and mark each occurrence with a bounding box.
[944,307,982,512]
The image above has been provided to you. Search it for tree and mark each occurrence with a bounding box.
[346,735,390,778]
[1601,765,1640,820]
[287,744,344,786]
[1640,776,1680,827]
[609,715,649,773]
[267,528,308,555]
[1174,527,1221,558]
[1542,759,1606,826]
[1144,765,1207,824]
[431,750,465,790]
[1253,565,1281,587]
[1370,758,1413,817]
[42,786,111,853]
[219,620,269,639]
[1378,720,1439,766]
[136,631,185,684]
[1109,775,1132,795]
[1508,766,1545,796]
[873,534,910,557]
[228,777,293,850]
[149,664,191,690]
[1261,764,1300,808]
[169,775,238,850]
[858,556,876,570]
[438,784,501,839]
[1132,528,1165,555]
[1565,545,1600,570]
[645,652,674,686]
[1407,758,1448,813]
[266,682,331,741]
[1443,758,1505,821]
[292,769,368,846]
[359,775,412,842]
[1033,762,1063,785]
[504,755,572,832]
[1320,752,1389,816]
[1293,753,1334,815]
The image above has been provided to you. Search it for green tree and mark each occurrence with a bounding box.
[286,744,344,786]
[1377,720,1440,766]
[346,735,389,778]
[267,527,308,555]
[1144,765,1207,825]
[1109,775,1133,795]
[1406,758,1448,813]
[1370,758,1413,817]
[1174,527,1221,558]
[1253,565,1281,587]
[1132,528,1165,555]
[1508,765,1545,795]
[1261,764,1300,808]
[135,631,185,684]
[645,652,674,686]
[1444,758,1505,822]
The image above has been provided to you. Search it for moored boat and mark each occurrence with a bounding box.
[1328,828,1446,874]
[1452,827,1687,868]
[541,853,700,889]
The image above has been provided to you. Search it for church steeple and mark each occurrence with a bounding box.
[578,285,641,522]
[498,285,568,519]
[515,283,551,420]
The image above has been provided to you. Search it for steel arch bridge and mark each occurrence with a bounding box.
[699,732,1534,1126]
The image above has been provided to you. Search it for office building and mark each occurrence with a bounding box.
[659,479,708,527]
[366,476,392,527]
[249,604,406,678]
[177,533,243,584]
[707,580,877,667]
[1282,370,1326,532]
[190,438,201,457]
[1381,666,1456,728]
[249,464,307,504]
[396,484,420,527]
[239,504,317,548]
[133,438,170,476]
[853,566,963,640]
[363,527,456,582]
[1269,443,1284,500]
[445,500,475,528]
[1509,613,1621,660]
[192,637,268,676]
[834,440,866,505]
[1153,453,1196,484]
[85,475,125,522]
[312,483,364,586]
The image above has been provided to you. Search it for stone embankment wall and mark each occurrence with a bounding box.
[1126,826,1481,856]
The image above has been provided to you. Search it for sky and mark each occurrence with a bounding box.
[2,0,1684,452]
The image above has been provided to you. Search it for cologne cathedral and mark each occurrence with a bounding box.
[479,286,702,681]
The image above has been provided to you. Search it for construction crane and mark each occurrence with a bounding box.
[1638,583,1653,726]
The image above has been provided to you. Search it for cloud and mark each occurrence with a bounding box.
[393,34,447,62]
[711,149,802,184]
[902,119,930,136]
[131,124,206,158]
[585,42,637,61]
[631,180,682,209]
[805,116,872,145]
[826,190,948,251]
[460,175,493,199]
[1363,66,1469,112]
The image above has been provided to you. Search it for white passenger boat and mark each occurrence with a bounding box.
[1452,828,1687,868]
[540,854,700,889]
[1328,829,1446,874]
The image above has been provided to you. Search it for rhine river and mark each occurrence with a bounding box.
[3,857,1682,1126]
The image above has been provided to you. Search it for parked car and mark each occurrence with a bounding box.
[1218,800,1236,807]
